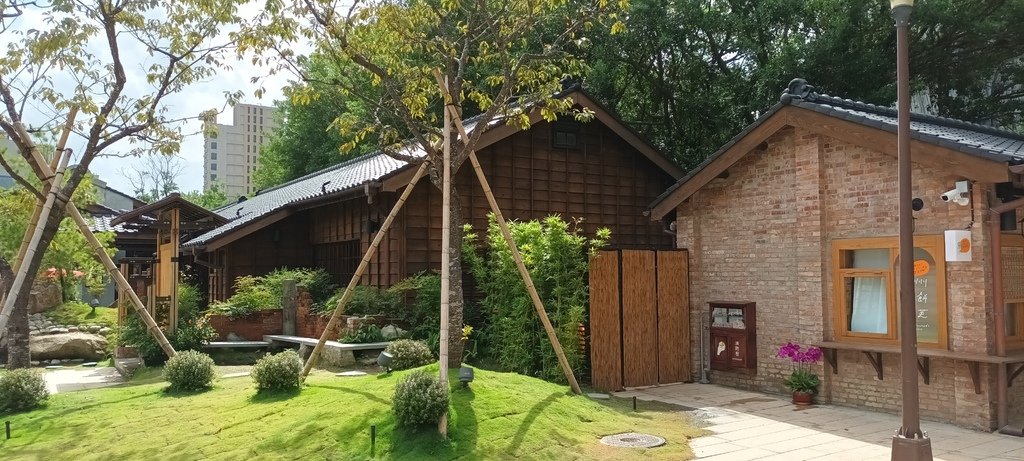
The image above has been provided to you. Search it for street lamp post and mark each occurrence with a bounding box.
[891,1,933,459]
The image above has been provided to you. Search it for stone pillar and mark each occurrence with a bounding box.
[282,279,297,336]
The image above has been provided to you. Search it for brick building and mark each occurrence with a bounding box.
[649,79,1024,431]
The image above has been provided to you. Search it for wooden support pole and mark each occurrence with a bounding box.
[432,70,582,394]
[300,161,430,378]
[438,76,452,437]
[0,120,176,358]
[0,149,72,335]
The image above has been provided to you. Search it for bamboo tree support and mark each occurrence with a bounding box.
[432,70,582,394]
[13,107,79,274]
[300,161,431,378]
[0,148,72,335]
[438,78,453,437]
[0,121,176,358]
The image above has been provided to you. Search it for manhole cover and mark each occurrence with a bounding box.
[599,432,666,448]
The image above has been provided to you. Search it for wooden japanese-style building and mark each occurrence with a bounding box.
[181,87,684,301]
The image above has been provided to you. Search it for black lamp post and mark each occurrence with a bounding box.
[891,0,933,459]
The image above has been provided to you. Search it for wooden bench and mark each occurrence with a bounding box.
[203,341,272,349]
[263,335,390,367]
[815,341,1024,394]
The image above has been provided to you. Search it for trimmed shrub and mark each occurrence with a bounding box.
[392,370,449,427]
[385,339,434,370]
[117,314,216,364]
[340,324,385,344]
[164,350,215,391]
[0,369,49,413]
[251,350,303,392]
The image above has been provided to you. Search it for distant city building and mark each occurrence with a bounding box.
[203,103,278,199]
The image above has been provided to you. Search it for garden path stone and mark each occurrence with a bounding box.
[221,372,250,379]
[336,371,367,377]
[43,367,123,394]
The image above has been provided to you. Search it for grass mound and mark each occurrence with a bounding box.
[0,366,702,460]
[43,301,118,327]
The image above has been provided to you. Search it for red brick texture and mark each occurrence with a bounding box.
[208,310,283,341]
[676,126,1008,430]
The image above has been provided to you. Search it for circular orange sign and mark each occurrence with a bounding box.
[913,259,931,277]
[958,238,971,254]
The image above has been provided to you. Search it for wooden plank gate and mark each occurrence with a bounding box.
[589,249,690,391]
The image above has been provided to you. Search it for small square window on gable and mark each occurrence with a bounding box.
[551,119,581,149]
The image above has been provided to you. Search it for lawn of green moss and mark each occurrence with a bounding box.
[42,301,118,327]
[0,366,703,460]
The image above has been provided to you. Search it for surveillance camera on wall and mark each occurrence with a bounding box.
[941,180,971,206]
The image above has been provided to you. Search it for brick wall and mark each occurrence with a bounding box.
[677,127,1001,429]
[296,289,342,339]
[208,310,283,341]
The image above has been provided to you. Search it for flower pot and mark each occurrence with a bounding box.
[791,391,814,406]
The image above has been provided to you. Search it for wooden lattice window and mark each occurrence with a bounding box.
[1003,234,1024,347]
[315,240,361,284]
[551,120,581,149]
[831,236,948,348]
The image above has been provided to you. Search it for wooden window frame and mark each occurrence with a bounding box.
[551,120,581,149]
[1003,233,1024,348]
[831,235,948,349]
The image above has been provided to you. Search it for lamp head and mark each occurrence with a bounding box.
[890,0,913,8]
[376,351,393,372]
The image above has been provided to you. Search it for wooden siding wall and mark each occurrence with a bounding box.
[402,119,675,276]
[219,212,314,297]
[309,193,403,288]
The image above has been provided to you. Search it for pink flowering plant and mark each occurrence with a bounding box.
[777,342,823,394]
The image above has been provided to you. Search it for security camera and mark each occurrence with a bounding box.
[941,180,970,206]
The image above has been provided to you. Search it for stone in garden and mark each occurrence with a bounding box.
[50,359,62,365]
[587,392,611,399]
[381,325,406,340]
[88,325,101,333]
[45,365,62,370]
[82,362,98,367]
[68,326,80,332]
[335,371,367,377]
[226,332,244,342]
[30,332,109,361]
[30,361,40,366]
[98,327,112,335]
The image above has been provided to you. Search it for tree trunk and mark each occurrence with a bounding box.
[0,256,11,365]
[447,188,465,369]
[4,205,66,367]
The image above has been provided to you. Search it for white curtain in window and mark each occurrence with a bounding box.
[851,277,887,334]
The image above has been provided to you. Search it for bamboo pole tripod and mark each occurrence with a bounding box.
[0,110,176,358]
[300,70,582,398]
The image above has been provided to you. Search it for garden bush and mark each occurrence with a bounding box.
[392,370,449,427]
[210,268,333,317]
[464,215,609,382]
[0,369,49,413]
[251,350,303,392]
[163,350,216,391]
[387,273,444,353]
[117,313,217,365]
[340,323,385,343]
[319,285,400,316]
[385,339,434,370]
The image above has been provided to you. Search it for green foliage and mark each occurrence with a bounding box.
[585,0,1024,170]
[783,368,821,394]
[118,313,216,364]
[387,273,443,353]
[0,369,49,414]
[43,301,118,327]
[181,183,229,210]
[251,350,303,392]
[177,283,204,322]
[340,324,385,344]
[163,350,216,392]
[319,284,400,317]
[392,370,449,427]
[464,215,609,383]
[385,339,435,371]
[209,268,333,317]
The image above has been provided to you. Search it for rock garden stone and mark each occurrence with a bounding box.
[82,362,98,367]
[30,332,109,361]
[381,325,407,340]
[68,326,80,332]
[87,325,102,333]
[97,327,112,336]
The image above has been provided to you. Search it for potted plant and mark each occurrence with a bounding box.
[777,342,823,405]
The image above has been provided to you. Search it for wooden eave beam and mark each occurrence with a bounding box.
[201,208,294,252]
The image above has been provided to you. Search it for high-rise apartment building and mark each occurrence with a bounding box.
[203,103,278,199]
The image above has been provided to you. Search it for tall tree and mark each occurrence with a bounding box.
[181,183,229,210]
[253,56,379,190]
[120,154,185,203]
[0,0,244,358]
[585,0,1024,170]
[242,0,625,371]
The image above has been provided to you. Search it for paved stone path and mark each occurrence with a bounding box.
[616,383,1024,461]
[43,367,123,394]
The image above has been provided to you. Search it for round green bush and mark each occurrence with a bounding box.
[163,350,215,391]
[0,369,49,413]
[385,339,434,370]
[251,350,303,392]
[392,370,449,426]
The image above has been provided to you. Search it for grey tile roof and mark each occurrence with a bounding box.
[89,215,137,234]
[184,148,421,247]
[650,78,1024,212]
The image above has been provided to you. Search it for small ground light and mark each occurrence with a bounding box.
[371,424,376,446]
[458,367,474,387]
[377,351,393,373]
[6,421,10,440]
[632,396,637,411]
